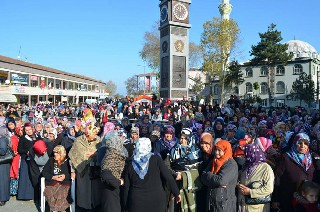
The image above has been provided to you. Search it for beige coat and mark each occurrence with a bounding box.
[238,162,275,212]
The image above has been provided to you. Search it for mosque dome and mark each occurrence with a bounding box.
[286,40,319,59]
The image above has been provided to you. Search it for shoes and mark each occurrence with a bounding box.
[0,201,6,206]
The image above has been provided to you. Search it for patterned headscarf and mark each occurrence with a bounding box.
[103,122,115,137]
[255,137,272,152]
[243,143,266,179]
[53,145,67,161]
[287,133,312,171]
[132,138,153,179]
[211,140,233,174]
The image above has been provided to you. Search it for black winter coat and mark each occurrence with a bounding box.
[201,158,238,212]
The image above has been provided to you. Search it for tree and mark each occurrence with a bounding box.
[290,72,315,107]
[190,74,205,96]
[253,82,260,95]
[105,80,117,96]
[200,17,240,105]
[224,60,244,93]
[140,21,203,73]
[125,75,139,96]
[250,23,293,106]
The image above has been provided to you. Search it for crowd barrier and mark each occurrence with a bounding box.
[40,177,75,212]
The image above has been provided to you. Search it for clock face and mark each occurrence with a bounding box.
[173,2,188,21]
[160,5,168,23]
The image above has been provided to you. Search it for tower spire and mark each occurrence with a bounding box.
[219,0,232,20]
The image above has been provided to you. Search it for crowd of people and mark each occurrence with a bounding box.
[0,95,320,212]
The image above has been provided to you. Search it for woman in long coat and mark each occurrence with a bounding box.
[238,143,274,212]
[124,137,181,212]
[0,127,11,206]
[17,122,36,200]
[100,131,128,212]
[272,133,315,211]
[9,122,22,196]
[69,123,102,210]
[201,139,238,212]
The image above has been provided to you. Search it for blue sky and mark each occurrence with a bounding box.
[1,0,319,95]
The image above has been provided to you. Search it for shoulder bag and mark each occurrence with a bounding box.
[0,138,15,165]
[245,180,271,205]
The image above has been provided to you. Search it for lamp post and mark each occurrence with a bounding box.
[137,65,146,95]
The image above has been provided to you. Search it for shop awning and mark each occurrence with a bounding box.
[0,93,17,103]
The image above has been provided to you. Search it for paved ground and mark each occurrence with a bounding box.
[1,196,39,212]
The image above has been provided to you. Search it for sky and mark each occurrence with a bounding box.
[1,0,319,95]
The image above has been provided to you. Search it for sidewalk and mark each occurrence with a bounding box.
[1,196,39,212]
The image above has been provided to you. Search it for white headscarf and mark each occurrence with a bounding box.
[132,138,152,179]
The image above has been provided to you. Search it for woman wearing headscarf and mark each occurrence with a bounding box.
[170,128,199,172]
[154,125,178,160]
[0,127,11,206]
[201,139,238,212]
[6,117,16,137]
[42,145,72,212]
[213,117,225,140]
[271,133,315,211]
[255,137,280,168]
[236,117,249,140]
[124,138,181,212]
[238,143,274,212]
[69,123,102,210]
[9,124,23,196]
[17,122,36,200]
[100,131,128,212]
[29,139,53,202]
[61,124,76,154]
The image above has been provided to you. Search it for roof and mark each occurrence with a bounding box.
[0,54,106,85]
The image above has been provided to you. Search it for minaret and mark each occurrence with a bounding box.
[219,0,232,20]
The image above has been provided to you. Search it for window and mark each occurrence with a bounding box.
[245,82,253,93]
[31,80,38,87]
[245,67,253,77]
[68,82,74,90]
[276,65,285,75]
[260,66,268,76]
[48,78,54,89]
[276,99,285,107]
[260,82,268,94]
[293,64,303,75]
[276,81,285,94]
[55,79,61,89]
[214,84,220,95]
[261,99,268,107]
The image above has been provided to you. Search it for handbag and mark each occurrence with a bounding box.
[0,138,15,165]
[245,180,271,205]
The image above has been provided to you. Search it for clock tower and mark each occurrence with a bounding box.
[159,0,191,99]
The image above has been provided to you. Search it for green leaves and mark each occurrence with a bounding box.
[250,23,293,67]
[290,72,315,106]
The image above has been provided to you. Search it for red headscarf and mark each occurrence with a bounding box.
[211,139,233,174]
[33,140,47,156]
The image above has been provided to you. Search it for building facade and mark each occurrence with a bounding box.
[209,40,320,108]
[238,40,320,108]
[0,55,107,105]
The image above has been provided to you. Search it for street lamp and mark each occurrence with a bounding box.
[137,65,146,95]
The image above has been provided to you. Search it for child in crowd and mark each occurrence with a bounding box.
[292,180,320,212]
